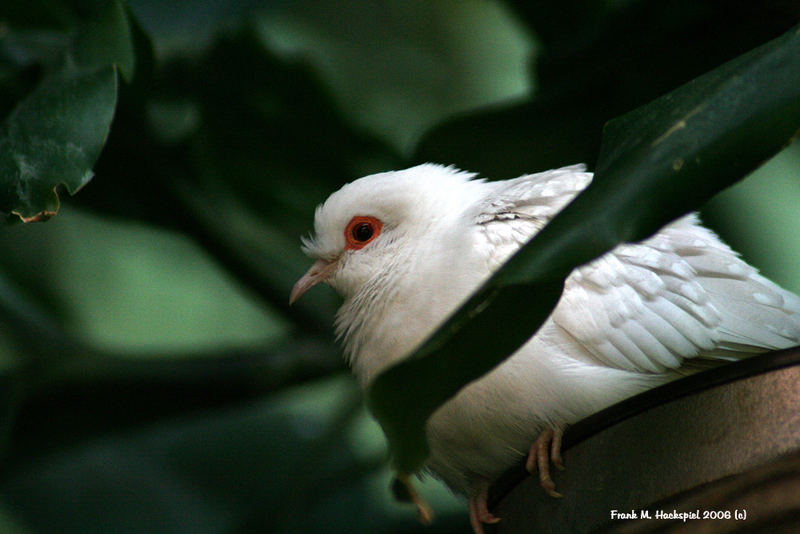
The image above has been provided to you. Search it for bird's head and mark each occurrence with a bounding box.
[290,163,480,305]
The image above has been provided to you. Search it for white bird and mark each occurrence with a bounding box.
[290,163,800,534]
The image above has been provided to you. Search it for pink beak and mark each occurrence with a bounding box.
[289,258,338,305]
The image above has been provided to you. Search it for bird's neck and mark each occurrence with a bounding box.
[336,236,486,387]
[335,260,417,386]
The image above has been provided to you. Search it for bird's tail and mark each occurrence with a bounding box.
[705,270,800,358]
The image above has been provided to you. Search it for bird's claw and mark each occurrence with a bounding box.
[468,485,501,534]
[540,475,563,498]
[392,473,434,524]
[526,427,565,497]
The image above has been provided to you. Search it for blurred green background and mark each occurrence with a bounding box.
[0,1,798,533]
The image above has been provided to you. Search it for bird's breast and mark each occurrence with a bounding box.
[344,245,490,385]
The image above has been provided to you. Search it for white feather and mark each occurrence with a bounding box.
[297,163,800,496]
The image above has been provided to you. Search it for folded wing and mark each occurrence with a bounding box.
[475,167,800,374]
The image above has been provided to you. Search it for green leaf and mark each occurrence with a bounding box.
[415,2,799,179]
[0,66,117,222]
[69,0,136,82]
[0,1,142,223]
[368,24,800,473]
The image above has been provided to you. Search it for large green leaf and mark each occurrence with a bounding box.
[70,0,136,82]
[0,369,468,533]
[0,0,137,222]
[0,66,117,222]
[416,1,799,179]
[368,25,800,474]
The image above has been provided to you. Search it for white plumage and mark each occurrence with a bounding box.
[291,163,800,533]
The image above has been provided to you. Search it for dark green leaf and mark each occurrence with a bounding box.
[416,1,799,178]
[69,0,136,81]
[369,25,800,473]
[0,0,142,222]
[0,66,117,222]
[2,390,363,534]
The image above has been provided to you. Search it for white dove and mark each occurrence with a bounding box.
[289,163,800,534]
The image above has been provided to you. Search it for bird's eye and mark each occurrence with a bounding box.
[353,223,373,241]
[345,216,382,250]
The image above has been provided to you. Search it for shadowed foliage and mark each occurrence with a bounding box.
[0,1,798,532]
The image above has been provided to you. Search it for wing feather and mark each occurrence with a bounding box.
[476,166,592,270]
[474,169,800,374]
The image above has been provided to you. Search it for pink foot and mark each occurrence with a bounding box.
[468,484,501,534]
[393,473,433,524]
[525,427,565,498]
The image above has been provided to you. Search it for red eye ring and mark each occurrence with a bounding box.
[345,216,382,250]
